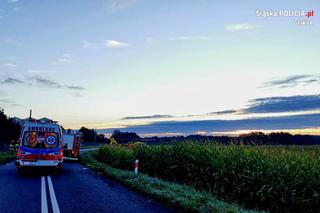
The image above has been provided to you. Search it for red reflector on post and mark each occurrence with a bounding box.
[134,159,139,175]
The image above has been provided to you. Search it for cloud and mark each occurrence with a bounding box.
[0,98,14,103]
[225,23,261,31]
[9,103,23,107]
[105,0,138,11]
[58,53,72,63]
[4,63,17,68]
[0,76,85,91]
[27,69,58,74]
[65,85,85,91]
[30,77,86,91]
[206,94,320,116]
[31,77,62,89]
[209,110,238,115]
[0,98,23,107]
[8,0,19,3]
[261,75,320,88]
[83,40,130,49]
[105,40,130,48]
[104,113,320,135]
[0,77,24,84]
[122,114,174,120]
[120,94,320,124]
[246,95,320,113]
[168,36,209,41]
[0,97,23,108]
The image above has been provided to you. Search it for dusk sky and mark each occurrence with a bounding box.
[0,0,319,136]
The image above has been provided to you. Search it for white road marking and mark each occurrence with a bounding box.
[47,176,61,213]
[41,176,48,213]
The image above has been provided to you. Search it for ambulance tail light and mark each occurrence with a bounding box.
[59,148,63,160]
[54,149,63,160]
[16,147,21,158]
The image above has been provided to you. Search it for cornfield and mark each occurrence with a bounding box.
[96,143,320,212]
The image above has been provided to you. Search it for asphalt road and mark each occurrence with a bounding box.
[0,161,171,213]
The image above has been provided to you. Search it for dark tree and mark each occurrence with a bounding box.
[79,127,97,142]
[111,130,141,144]
[239,132,269,145]
[97,134,109,143]
[0,108,21,144]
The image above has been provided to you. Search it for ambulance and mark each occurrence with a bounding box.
[16,119,64,173]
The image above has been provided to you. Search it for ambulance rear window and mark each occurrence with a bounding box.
[22,131,59,149]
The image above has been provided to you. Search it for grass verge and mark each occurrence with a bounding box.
[0,151,15,164]
[80,151,262,213]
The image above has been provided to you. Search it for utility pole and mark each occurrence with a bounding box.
[29,109,32,120]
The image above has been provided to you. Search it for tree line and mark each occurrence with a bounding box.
[0,109,21,150]
[78,128,141,144]
[78,128,320,146]
[143,132,320,145]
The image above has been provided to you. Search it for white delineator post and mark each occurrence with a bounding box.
[134,159,139,175]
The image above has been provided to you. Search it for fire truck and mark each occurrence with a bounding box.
[16,119,64,174]
[63,130,82,159]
